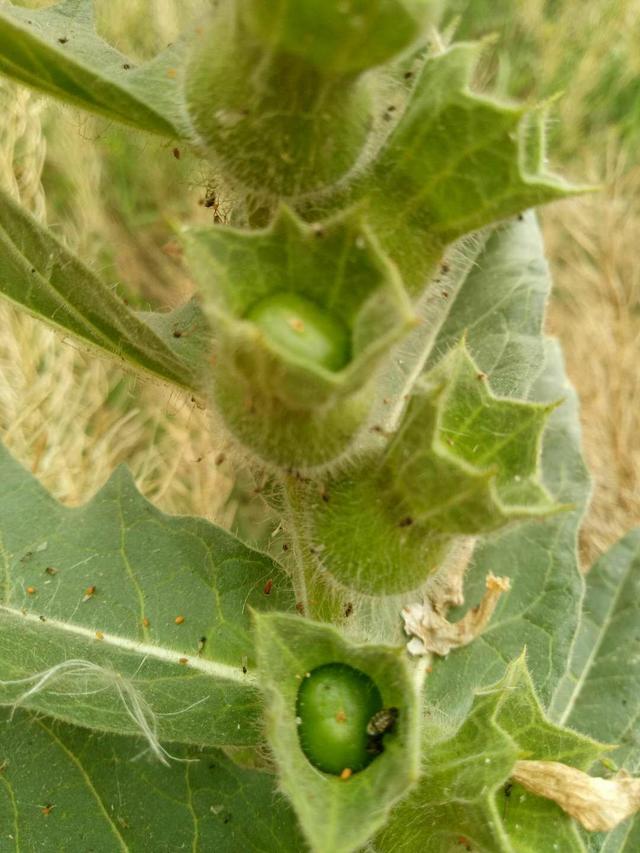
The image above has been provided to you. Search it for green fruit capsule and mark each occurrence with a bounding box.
[246,292,351,372]
[296,663,383,775]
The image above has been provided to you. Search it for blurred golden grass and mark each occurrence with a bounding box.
[0,1,638,564]
[543,145,640,564]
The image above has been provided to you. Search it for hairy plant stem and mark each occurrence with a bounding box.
[282,475,342,624]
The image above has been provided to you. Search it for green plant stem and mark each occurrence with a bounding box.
[282,475,342,623]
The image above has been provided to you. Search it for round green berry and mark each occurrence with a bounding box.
[296,663,383,775]
[246,292,350,372]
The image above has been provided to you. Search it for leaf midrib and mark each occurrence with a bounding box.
[0,604,255,686]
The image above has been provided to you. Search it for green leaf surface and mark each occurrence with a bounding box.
[0,0,191,136]
[550,530,640,852]
[422,214,590,717]
[254,613,421,853]
[0,708,305,852]
[0,441,295,748]
[377,658,604,852]
[0,187,211,394]
[183,205,414,468]
[348,43,576,290]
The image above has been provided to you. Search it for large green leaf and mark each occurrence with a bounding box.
[0,187,211,394]
[422,214,590,716]
[550,530,640,851]
[0,0,191,136]
[254,613,421,853]
[0,708,305,852]
[0,441,295,748]
[377,658,605,852]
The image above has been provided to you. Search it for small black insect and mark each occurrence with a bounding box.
[503,781,513,819]
[367,707,399,737]
[366,707,399,756]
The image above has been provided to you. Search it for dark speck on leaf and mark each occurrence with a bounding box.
[57,37,68,44]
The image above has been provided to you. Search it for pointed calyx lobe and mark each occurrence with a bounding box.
[376,658,606,852]
[339,42,576,291]
[307,342,564,595]
[183,206,414,469]
[186,0,434,198]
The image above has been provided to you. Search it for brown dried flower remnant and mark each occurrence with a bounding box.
[512,760,640,832]
[402,573,511,657]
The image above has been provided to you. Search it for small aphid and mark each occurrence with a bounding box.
[175,615,185,625]
[172,329,183,338]
[179,657,189,665]
[503,781,513,819]
[142,616,150,628]
[41,803,55,817]
[441,290,449,299]
[476,372,487,381]
[344,602,353,618]
[398,516,413,528]
[366,707,399,737]
[26,586,36,596]
[335,708,347,723]
[122,63,131,70]
[241,655,248,675]
[282,543,289,552]
[172,147,181,160]
[44,566,58,576]
[339,768,352,781]
[197,636,207,655]
[440,261,450,274]
[263,579,273,596]
[57,36,68,44]
[295,602,305,615]
[215,452,226,465]
[95,631,104,641]
[83,585,96,602]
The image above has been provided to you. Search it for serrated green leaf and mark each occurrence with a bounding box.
[424,346,588,714]
[0,708,304,852]
[0,187,211,394]
[420,213,590,716]
[0,441,295,748]
[377,658,604,852]
[550,530,640,852]
[254,613,421,853]
[347,42,577,290]
[0,0,191,136]
[183,205,414,468]
[306,339,561,596]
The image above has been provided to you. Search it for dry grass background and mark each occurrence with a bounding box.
[0,0,638,565]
